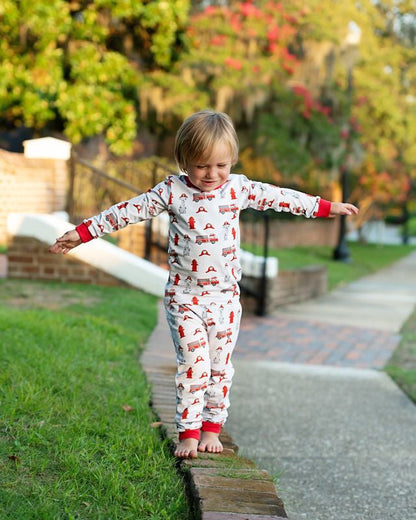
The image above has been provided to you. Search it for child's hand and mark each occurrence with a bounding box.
[49,230,82,255]
[329,202,359,217]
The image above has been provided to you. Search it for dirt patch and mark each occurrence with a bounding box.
[0,279,100,310]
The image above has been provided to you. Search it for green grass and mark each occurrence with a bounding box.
[0,280,189,520]
[247,241,416,290]
[385,307,416,404]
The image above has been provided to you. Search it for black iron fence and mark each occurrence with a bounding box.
[68,154,271,315]
[67,153,176,223]
[239,209,271,316]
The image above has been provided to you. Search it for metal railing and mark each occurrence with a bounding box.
[239,209,271,316]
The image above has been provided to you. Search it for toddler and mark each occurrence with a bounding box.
[50,109,359,458]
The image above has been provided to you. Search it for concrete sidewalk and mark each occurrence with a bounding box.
[226,251,416,520]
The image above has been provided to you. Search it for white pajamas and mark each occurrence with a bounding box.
[165,296,241,432]
[77,174,329,436]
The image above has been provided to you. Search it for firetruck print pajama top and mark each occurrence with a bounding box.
[77,174,331,435]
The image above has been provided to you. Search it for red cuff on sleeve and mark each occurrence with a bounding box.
[316,198,331,218]
[76,223,94,243]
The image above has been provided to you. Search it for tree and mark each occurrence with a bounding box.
[1,0,415,225]
[140,2,302,123]
[297,0,416,213]
[344,2,416,224]
[139,0,337,186]
[0,0,190,154]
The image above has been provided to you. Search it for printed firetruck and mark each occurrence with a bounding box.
[193,192,215,202]
[197,277,219,287]
[187,338,206,352]
[195,234,218,245]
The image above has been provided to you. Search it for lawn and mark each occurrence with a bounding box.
[267,241,416,290]
[385,307,416,404]
[0,280,189,520]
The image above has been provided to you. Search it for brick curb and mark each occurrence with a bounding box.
[141,302,287,520]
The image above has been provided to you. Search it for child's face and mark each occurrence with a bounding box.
[186,142,233,192]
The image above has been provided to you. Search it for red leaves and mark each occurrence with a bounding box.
[292,84,333,122]
[210,35,227,47]
[239,2,262,18]
[267,26,280,43]
[356,158,411,204]
[225,57,242,71]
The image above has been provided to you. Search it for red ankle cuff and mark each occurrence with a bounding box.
[179,429,201,441]
[201,421,222,434]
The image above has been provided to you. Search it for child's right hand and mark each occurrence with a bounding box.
[49,230,82,255]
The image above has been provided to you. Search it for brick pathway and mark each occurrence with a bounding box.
[236,312,400,369]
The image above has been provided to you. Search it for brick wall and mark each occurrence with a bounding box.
[7,235,327,313]
[241,265,327,314]
[7,236,129,288]
[0,149,68,244]
[241,217,338,249]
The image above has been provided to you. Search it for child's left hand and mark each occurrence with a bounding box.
[49,229,82,255]
[329,202,359,217]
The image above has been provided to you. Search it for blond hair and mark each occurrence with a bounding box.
[174,110,239,172]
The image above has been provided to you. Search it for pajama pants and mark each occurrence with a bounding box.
[164,295,242,440]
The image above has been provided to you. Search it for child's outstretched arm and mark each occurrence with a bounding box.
[49,229,82,255]
[328,202,359,217]
[49,177,173,255]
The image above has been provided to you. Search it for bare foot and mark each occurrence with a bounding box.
[174,438,199,459]
[198,431,223,453]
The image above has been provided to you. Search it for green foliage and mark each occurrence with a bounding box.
[385,305,416,404]
[147,1,303,121]
[405,216,416,237]
[0,280,189,519]
[0,0,191,153]
[252,86,341,187]
[1,0,415,216]
[288,0,416,212]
